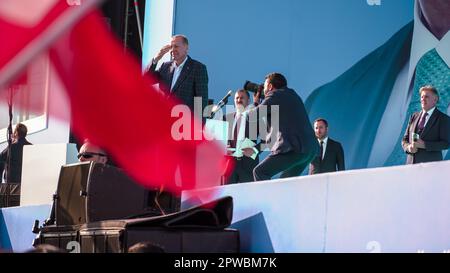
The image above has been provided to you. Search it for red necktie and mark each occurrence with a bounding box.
[417,112,428,134]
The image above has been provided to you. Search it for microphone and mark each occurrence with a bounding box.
[210,90,233,118]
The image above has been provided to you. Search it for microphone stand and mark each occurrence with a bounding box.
[133,0,143,52]
[208,97,229,119]
[1,87,14,207]
[5,87,14,184]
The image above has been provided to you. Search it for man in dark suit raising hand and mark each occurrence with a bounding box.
[145,35,208,114]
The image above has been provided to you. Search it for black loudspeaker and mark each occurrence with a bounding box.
[0,183,20,207]
[34,225,79,252]
[80,227,239,253]
[78,196,238,253]
[55,162,175,226]
[36,196,238,253]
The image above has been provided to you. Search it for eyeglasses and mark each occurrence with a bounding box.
[77,152,107,159]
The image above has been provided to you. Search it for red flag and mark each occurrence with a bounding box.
[0,0,100,86]
[0,1,228,198]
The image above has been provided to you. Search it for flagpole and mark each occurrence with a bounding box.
[4,86,14,184]
[123,0,130,52]
[133,0,143,52]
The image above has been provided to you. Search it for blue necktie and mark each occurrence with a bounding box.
[385,48,450,166]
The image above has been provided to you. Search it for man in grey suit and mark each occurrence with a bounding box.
[145,35,208,114]
[252,73,318,181]
[402,85,450,164]
[224,89,260,184]
[309,118,345,175]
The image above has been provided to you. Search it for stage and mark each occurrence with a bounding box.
[184,160,450,253]
[2,160,450,253]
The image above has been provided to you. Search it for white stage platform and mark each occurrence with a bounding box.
[2,160,450,252]
[182,160,450,253]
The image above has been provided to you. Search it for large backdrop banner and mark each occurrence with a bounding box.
[143,0,449,170]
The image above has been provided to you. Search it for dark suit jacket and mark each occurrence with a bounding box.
[0,138,32,183]
[402,109,450,164]
[309,138,345,174]
[256,88,318,157]
[147,56,208,112]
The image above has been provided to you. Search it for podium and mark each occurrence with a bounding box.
[204,119,229,185]
[20,143,78,206]
[204,119,228,150]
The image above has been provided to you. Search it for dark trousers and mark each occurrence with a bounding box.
[226,156,259,184]
[253,151,315,181]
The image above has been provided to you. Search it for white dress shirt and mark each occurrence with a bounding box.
[232,104,259,158]
[232,111,246,142]
[420,106,436,129]
[368,1,450,167]
[231,104,258,139]
[170,56,188,91]
[318,136,328,160]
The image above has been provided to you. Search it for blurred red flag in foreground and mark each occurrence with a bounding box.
[0,0,228,198]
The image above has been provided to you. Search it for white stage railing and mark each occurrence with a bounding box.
[182,160,450,253]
